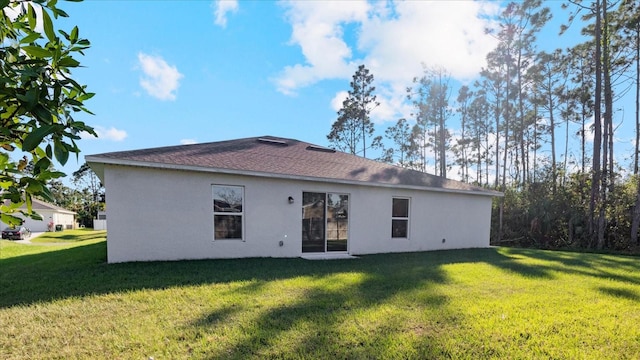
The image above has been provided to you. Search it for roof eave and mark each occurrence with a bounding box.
[85,156,503,197]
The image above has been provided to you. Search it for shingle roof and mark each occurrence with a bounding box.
[86,136,501,196]
[6,198,76,214]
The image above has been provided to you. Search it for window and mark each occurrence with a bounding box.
[213,185,244,240]
[392,197,409,238]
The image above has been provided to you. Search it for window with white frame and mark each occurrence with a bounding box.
[213,185,244,240]
[391,197,409,238]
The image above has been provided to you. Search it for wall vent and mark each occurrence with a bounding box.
[257,137,288,146]
[306,145,336,153]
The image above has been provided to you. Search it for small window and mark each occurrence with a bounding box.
[392,197,409,238]
[213,185,244,240]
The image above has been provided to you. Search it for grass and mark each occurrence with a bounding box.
[29,229,107,243]
[1,235,640,359]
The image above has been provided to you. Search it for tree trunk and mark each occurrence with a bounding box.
[439,113,446,178]
[635,27,640,175]
[581,97,587,175]
[485,125,490,186]
[632,177,640,244]
[589,0,603,248]
[548,74,557,195]
[579,56,587,175]
[494,88,501,189]
[599,0,612,250]
[632,17,640,245]
[361,100,367,158]
[564,106,569,188]
[533,100,539,183]
[439,72,447,178]
[517,50,527,187]
[600,104,609,250]
[503,61,510,190]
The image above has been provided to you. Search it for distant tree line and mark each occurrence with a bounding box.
[45,163,104,228]
[328,0,640,253]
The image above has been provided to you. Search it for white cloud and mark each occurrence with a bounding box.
[80,131,96,140]
[213,0,239,28]
[137,52,183,101]
[274,0,370,95]
[80,126,128,142]
[330,91,349,112]
[359,1,500,84]
[275,0,500,120]
[180,139,198,145]
[370,83,413,124]
[3,3,44,32]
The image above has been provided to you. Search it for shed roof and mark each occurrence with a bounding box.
[86,136,502,197]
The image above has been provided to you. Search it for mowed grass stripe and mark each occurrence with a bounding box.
[1,231,639,359]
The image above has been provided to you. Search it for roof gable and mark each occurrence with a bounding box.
[86,136,501,196]
[5,198,76,214]
[30,198,76,213]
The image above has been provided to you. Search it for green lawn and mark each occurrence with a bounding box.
[28,229,107,244]
[1,234,639,359]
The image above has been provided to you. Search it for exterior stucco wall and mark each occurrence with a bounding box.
[52,212,76,230]
[18,210,75,232]
[103,165,493,263]
[348,187,491,255]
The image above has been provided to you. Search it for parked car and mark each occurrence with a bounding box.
[2,226,30,240]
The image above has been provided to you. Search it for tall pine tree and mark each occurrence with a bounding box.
[328,65,379,157]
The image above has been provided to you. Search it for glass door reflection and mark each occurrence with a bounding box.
[302,192,348,253]
[326,193,348,252]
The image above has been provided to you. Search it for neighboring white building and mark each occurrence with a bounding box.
[93,211,107,230]
[86,136,502,263]
[16,198,76,232]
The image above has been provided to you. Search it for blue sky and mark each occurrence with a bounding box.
[47,0,633,180]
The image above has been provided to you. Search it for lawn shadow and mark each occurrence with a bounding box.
[4,243,638,357]
[597,286,640,302]
[0,241,467,357]
[184,252,456,358]
[32,230,106,243]
[1,244,583,309]
[5,243,639,308]
[498,248,640,285]
[489,251,556,279]
[1,242,457,306]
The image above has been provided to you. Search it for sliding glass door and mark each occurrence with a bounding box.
[326,193,348,251]
[302,192,325,253]
[302,192,348,253]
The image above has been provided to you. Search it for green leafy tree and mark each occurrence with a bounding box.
[455,85,473,182]
[467,90,493,186]
[508,0,550,187]
[328,64,379,158]
[0,0,95,226]
[408,65,452,176]
[71,162,103,226]
[379,118,418,168]
[72,162,101,202]
[531,50,564,194]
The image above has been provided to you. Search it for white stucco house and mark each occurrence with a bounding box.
[17,198,76,232]
[86,136,502,263]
